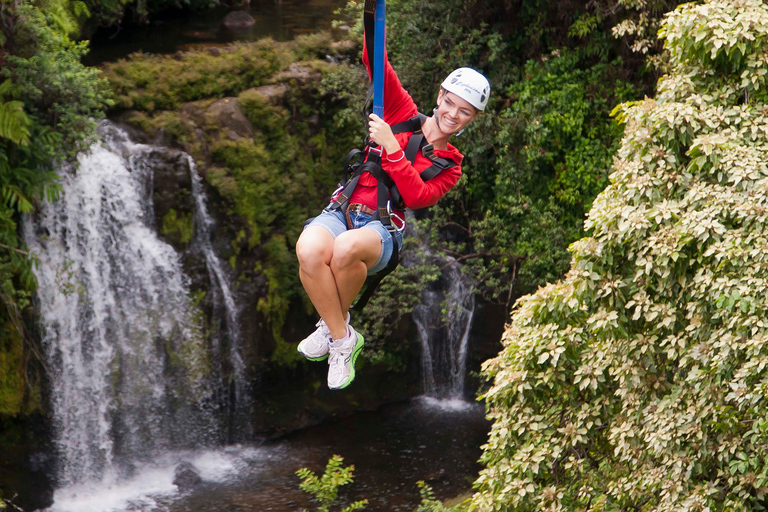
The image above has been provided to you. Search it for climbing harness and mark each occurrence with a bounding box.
[324,114,457,311]
[311,0,458,311]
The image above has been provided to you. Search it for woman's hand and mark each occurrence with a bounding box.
[368,114,401,154]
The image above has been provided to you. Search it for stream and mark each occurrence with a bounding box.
[84,0,349,65]
[47,398,488,512]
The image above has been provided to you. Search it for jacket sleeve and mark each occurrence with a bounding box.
[362,35,419,125]
[382,150,462,209]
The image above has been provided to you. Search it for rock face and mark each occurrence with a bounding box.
[173,461,202,491]
[223,11,255,29]
[205,98,254,140]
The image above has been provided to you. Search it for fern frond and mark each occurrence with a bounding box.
[72,1,90,19]
[0,100,31,146]
[3,185,33,213]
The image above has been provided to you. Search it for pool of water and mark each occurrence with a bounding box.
[84,0,349,65]
[44,397,489,512]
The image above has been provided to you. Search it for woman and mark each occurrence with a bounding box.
[295,30,490,390]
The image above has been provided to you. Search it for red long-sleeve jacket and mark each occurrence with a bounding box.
[345,38,464,219]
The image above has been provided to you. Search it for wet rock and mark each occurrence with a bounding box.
[244,83,289,103]
[277,63,322,85]
[206,98,253,140]
[173,461,203,490]
[330,40,356,52]
[223,10,255,29]
[424,468,446,482]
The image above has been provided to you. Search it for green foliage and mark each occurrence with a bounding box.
[475,1,768,510]
[6,4,112,160]
[0,0,111,417]
[416,481,470,512]
[296,455,368,512]
[160,208,193,245]
[0,81,31,146]
[102,40,288,112]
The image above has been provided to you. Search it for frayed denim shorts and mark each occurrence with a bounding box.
[304,209,404,276]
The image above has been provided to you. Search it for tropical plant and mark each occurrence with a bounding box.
[475,1,768,511]
[0,0,111,415]
[296,455,368,512]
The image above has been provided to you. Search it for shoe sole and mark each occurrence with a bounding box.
[330,333,365,390]
[297,342,329,362]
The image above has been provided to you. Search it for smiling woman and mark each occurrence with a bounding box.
[294,1,490,391]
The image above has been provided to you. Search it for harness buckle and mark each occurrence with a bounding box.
[369,145,383,155]
[386,200,406,232]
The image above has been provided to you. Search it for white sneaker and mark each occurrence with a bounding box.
[298,313,350,361]
[327,325,364,390]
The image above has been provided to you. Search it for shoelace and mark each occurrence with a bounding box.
[309,320,331,345]
[328,344,345,378]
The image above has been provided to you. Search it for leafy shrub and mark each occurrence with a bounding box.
[296,455,368,512]
[475,1,768,510]
[102,40,289,111]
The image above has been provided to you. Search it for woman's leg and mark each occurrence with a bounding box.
[296,226,348,338]
[296,222,383,339]
[330,228,383,314]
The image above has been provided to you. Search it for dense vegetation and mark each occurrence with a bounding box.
[344,0,679,345]
[0,0,684,407]
[0,1,111,415]
[477,0,768,510]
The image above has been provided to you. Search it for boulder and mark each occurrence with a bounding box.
[223,10,255,29]
[173,461,202,491]
[276,63,323,85]
[245,83,289,103]
[206,98,254,140]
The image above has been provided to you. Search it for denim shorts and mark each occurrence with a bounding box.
[304,209,404,275]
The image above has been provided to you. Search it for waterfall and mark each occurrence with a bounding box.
[24,121,245,489]
[412,251,476,401]
[188,155,249,429]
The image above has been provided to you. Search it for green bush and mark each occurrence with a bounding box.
[475,1,768,510]
[296,455,368,512]
[102,40,288,111]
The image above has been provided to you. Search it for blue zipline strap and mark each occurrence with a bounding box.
[373,0,386,118]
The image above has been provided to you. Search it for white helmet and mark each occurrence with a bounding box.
[441,67,491,111]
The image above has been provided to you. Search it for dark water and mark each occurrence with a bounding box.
[169,398,489,512]
[43,398,488,512]
[84,0,349,65]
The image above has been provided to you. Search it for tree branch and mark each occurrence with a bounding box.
[440,252,505,270]
[0,242,32,256]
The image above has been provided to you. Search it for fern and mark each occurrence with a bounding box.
[0,85,31,146]
[3,185,33,213]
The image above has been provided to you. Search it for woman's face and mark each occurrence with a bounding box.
[435,89,478,135]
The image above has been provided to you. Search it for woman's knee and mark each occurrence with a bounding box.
[331,230,379,270]
[296,228,333,270]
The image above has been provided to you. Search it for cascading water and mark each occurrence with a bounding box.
[188,155,250,432]
[24,121,246,494]
[412,249,476,401]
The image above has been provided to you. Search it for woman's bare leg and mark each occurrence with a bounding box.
[330,228,383,317]
[297,225,383,339]
[296,226,347,337]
